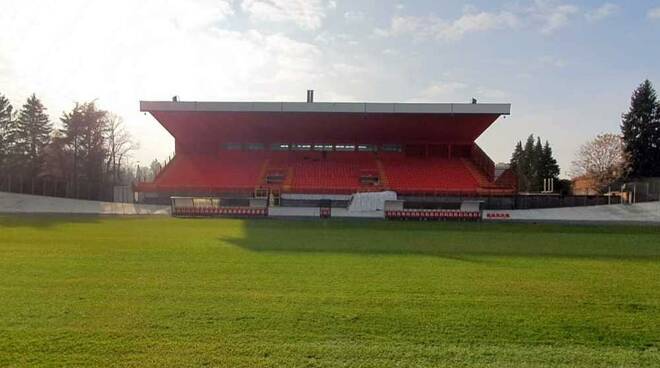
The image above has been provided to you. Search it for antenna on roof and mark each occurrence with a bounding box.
[307,90,314,103]
[471,98,477,104]
[172,95,179,102]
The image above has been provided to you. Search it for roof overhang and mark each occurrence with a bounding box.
[140,101,511,115]
[140,100,511,145]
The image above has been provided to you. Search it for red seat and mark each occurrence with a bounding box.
[380,155,480,194]
[140,151,492,195]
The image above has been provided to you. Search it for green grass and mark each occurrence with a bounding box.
[0,216,659,367]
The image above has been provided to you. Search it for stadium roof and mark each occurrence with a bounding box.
[140,100,511,144]
[140,101,511,115]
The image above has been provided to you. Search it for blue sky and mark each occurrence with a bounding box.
[1,0,659,176]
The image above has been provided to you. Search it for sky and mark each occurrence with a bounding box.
[1,0,659,176]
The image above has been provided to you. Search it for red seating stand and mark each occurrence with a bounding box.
[172,207,268,218]
[385,209,481,221]
[485,212,511,220]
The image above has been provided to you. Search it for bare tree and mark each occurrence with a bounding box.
[570,133,627,193]
[104,113,138,185]
[148,159,162,181]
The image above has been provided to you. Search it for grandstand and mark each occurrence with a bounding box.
[135,100,515,207]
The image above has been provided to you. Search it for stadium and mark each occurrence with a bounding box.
[133,96,519,219]
[3,0,660,365]
[2,96,659,367]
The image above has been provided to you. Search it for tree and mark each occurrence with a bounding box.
[621,80,660,178]
[148,159,162,181]
[510,134,560,192]
[13,94,52,178]
[104,113,137,185]
[538,140,560,186]
[60,101,108,197]
[42,130,72,180]
[0,94,15,172]
[570,133,626,193]
[522,135,536,191]
[532,137,544,191]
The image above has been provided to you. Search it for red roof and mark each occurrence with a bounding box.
[150,111,501,145]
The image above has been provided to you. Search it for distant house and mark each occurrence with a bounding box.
[571,175,599,195]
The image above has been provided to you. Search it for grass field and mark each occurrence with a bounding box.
[1,215,659,367]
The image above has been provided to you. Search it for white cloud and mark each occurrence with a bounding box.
[379,1,582,41]
[414,82,470,102]
[414,81,509,103]
[528,0,580,34]
[585,3,619,22]
[447,10,519,39]
[344,11,366,23]
[648,7,660,20]
[383,10,519,42]
[0,0,370,164]
[539,55,567,68]
[382,48,400,56]
[240,0,329,30]
[475,86,510,100]
[314,32,357,46]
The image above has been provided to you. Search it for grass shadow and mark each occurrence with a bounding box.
[219,218,660,260]
[0,214,102,229]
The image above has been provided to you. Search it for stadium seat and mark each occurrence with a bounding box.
[142,151,505,195]
[379,155,481,194]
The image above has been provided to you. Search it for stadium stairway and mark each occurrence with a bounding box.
[462,159,501,189]
[257,158,271,184]
[376,159,389,187]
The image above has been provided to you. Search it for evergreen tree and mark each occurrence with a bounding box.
[522,134,536,191]
[510,141,523,169]
[13,94,52,178]
[60,101,108,198]
[531,137,544,191]
[0,94,14,172]
[509,134,560,192]
[539,140,560,188]
[510,141,524,191]
[621,80,660,177]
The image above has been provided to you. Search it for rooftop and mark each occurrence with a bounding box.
[140,101,511,115]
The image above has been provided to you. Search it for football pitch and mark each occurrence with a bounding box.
[1,216,659,367]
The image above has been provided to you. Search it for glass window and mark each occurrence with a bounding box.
[271,143,290,151]
[313,144,334,151]
[292,144,312,151]
[222,143,242,150]
[246,143,264,151]
[381,144,402,152]
[357,144,376,152]
[335,144,355,152]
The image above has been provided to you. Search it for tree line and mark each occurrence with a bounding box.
[569,79,660,193]
[0,92,147,200]
[510,135,560,193]
[510,79,660,195]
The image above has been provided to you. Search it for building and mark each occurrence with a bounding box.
[135,99,516,205]
[571,175,599,196]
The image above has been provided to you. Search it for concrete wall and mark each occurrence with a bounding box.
[0,192,170,215]
[484,201,660,223]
